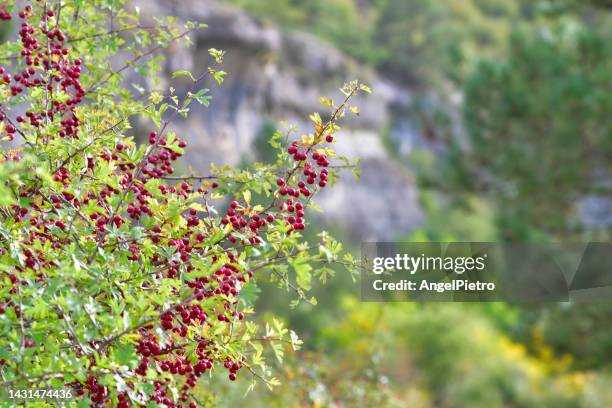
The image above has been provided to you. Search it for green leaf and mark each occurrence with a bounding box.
[213,70,227,85]
[112,343,139,367]
[172,70,195,81]
[238,283,261,306]
[291,258,312,291]
[191,88,212,107]
[208,48,226,64]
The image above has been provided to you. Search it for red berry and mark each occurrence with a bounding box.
[326,135,334,142]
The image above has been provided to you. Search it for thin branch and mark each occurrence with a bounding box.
[54,299,89,356]
[85,27,195,95]
[242,362,276,388]
[160,175,218,181]
[67,25,156,43]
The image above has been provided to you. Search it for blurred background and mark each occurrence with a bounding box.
[138,0,612,406]
[6,0,612,405]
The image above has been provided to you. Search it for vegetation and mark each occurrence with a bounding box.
[220,1,612,407]
[0,1,369,406]
[0,0,610,407]
[442,28,612,240]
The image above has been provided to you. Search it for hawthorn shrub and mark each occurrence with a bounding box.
[0,1,368,406]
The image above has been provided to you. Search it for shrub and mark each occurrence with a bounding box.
[0,1,368,405]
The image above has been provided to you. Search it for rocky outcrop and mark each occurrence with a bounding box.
[133,0,424,241]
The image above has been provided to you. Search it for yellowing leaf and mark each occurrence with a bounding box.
[359,84,372,93]
[149,91,164,104]
[309,112,322,125]
[242,190,251,205]
[188,203,207,212]
[319,97,334,108]
[301,134,315,146]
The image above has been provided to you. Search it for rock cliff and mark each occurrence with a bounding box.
[133,0,424,240]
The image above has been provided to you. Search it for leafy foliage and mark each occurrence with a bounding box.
[0,1,368,406]
[440,27,612,240]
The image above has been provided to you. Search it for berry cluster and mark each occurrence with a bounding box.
[0,4,83,141]
[223,356,244,381]
[115,268,248,407]
[274,139,333,233]
[0,7,11,20]
[77,239,252,405]
[144,131,187,178]
[82,376,107,404]
[221,200,270,245]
